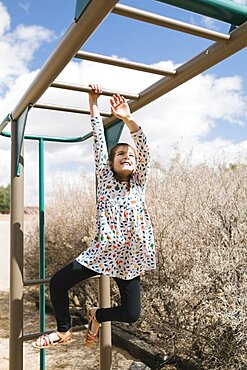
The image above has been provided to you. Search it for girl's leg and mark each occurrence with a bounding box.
[49,260,99,332]
[95,275,141,324]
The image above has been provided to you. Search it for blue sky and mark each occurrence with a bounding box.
[0,0,247,204]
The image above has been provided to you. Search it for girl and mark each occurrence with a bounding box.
[32,84,156,349]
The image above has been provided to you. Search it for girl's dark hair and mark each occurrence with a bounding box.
[109,143,137,171]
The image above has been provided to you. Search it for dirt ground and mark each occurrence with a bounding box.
[0,290,138,370]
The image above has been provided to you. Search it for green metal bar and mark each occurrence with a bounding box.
[1,115,125,145]
[39,138,46,370]
[1,130,93,143]
[155,0,247,26]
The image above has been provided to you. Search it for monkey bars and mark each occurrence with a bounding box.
[0,0,246,370]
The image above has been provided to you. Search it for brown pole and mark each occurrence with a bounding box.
[99,276,112,370]
[9,120,24,370]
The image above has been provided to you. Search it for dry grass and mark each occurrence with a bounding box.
[25,158,247,369]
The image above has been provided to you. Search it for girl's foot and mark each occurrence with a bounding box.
[85,307,100,347]
[32,329,72,349]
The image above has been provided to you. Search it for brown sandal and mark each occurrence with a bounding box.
[32,329,72,349]
[85,307,100,348]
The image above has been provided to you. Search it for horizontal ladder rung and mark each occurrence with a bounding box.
[34,103,112,117]
[75,50,176,77]
[24,278,50,286]
[24,274,100,287]
[112,4,230,43]
[50,82,139,100]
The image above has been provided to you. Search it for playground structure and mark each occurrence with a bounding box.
[0,1,247,369]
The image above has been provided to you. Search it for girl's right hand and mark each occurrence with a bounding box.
[89,83,103,99]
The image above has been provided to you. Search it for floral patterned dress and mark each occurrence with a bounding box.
[76,116,156,280]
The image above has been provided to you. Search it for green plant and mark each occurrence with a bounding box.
[0,184,10,213]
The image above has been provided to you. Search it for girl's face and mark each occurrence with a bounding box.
[112,145,136,178]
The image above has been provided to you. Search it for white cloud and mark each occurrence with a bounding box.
[201,16,219,31]
[0,142,11,187]
[0,2,10,37]
[0,6,247,204]
[195,0,247,30]
[0,3,54,95]
[233,0,247,4]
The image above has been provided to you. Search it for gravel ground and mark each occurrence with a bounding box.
[0,290,137,370]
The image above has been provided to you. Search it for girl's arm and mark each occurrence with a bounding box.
[88,84,109,176]
[110,94,139,133]
[131,129,151,187]
[89,83,102,118]
[110,94,150,186]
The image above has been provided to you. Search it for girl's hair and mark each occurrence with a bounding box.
[109,143,137,171]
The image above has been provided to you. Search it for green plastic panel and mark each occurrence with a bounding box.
[15,105,31,175]
[104,119,124,153]
[156,0,247,26]
[74,0,92,21]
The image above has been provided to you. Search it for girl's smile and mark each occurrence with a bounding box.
[112,145,136,179]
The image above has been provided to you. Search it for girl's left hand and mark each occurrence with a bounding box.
[110,94,131,119]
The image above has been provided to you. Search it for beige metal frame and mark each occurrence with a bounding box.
[5,1,247,370]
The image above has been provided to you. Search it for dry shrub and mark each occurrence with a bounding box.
[25,157,247,369]
[141,155,247,369]
[25,173,98,309]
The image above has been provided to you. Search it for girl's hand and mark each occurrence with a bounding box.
[89,83,103,100]
[110,94,131,120]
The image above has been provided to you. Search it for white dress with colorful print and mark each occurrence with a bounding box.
[76,116,156,280]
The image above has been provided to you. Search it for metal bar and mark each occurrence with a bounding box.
[103,21,247,128]
[0,114,12,134]
[155,0,247,26]
[9,121,24,370]
[99,276,112,370]
[50,82,139,100]
[23,274,99,287]
[75,50,176,77]
[1,129,94,144]
[11,0,119,121]
[112,4,230,42]
[24,278,51,286]
[33,102,112,117]
[39,138,46,370]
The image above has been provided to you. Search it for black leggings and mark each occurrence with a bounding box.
[49,260,141,332]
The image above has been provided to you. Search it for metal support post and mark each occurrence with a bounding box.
[99,276,112,370]
[9,120,24,370]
